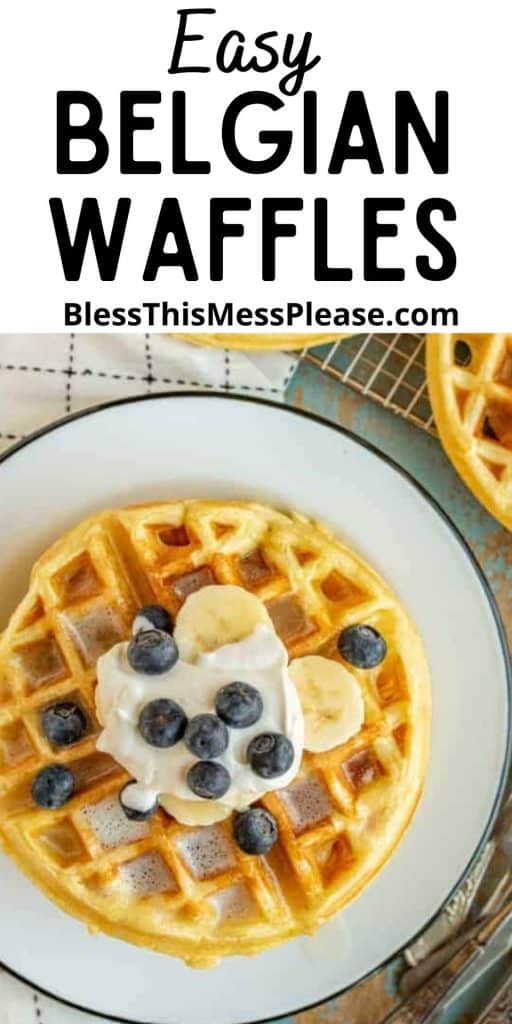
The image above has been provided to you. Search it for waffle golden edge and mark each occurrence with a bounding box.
[0,500,430,966]
[171,332,350,350]
[427,334,512,529]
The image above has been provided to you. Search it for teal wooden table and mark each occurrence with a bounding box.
[284,360,512,1024]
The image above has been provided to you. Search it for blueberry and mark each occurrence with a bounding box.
[337,624,387,669]
[215,681,263,729]
[138,698,187,748]
[127,629,178,675]
[31,764,75,809]
[187,760,231,799]
[184,714,229,759]
[247,733,294,779]
[233,808,278,855]
[119,782,158,822]
[42,701,88,747]
[133,604,173,637]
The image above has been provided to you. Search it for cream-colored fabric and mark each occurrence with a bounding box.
[0,972,98,1024]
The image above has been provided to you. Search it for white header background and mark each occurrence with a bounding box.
[0,0,510,330]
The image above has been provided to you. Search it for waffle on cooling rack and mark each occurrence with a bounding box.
[174,333,349,350]
[427,334,512,529]
[0,501,430,965]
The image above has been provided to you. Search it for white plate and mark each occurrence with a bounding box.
[0,394,509,1024]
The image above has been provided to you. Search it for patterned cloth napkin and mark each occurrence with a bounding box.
[0,332,299,1024]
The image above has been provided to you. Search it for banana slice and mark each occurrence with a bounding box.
[160,793,232,826]
[174,584,273,663]
[289,655,364,753]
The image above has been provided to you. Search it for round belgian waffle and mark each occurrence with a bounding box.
[427,334,512,529]
[173,333,350,350]
[0,500,430,966]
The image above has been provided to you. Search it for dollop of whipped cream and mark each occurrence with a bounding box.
[95,624,304,820]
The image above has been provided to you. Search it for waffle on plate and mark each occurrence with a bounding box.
[0,500,430,965]
[427,334,512,528]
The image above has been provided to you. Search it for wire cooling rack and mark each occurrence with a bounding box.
[303,333,436,434]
